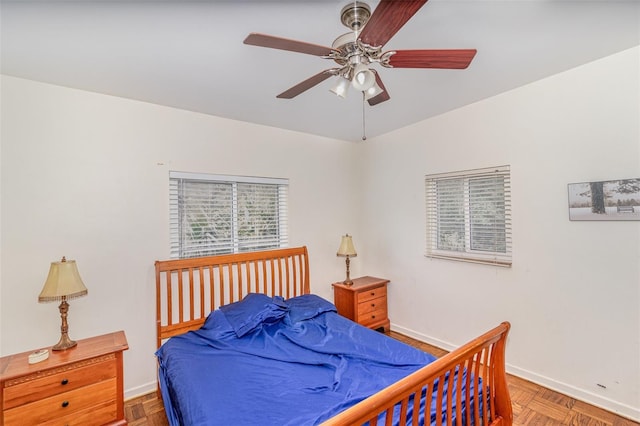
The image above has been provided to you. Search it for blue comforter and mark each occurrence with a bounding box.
[156,294,438,426]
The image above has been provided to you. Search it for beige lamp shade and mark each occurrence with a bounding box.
[336,234,357,257]
[39,257,88,302]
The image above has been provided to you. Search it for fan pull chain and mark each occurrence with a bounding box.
[362,91,367,141]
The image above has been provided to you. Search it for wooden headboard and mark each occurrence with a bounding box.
[155,246,310,349]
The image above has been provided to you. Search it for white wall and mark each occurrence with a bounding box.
[0,75,362,396]
[359,46,640,420]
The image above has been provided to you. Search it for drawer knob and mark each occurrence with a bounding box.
[61,401,69,408]
[371,303,375,307]
[61,378,69,385]
[370,292,375,296]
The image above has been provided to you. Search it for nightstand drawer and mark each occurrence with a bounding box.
[357,307,387,327]
[357,296,386,315]
[50,399,118,426]
[3,378,117,425]
[356,285,386,303]
[2,356,116,409]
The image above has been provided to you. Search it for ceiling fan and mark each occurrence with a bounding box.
[243,0,477,106]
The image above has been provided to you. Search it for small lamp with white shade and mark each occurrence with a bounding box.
[336,234,357,286]
[38,256,88,351]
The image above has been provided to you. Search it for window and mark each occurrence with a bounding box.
[169,172,288,259]
[425,165,511,266]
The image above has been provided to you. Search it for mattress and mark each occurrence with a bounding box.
[156,293,481,426]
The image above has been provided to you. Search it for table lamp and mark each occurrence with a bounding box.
[38,256,88,350]
[336,234,357,285]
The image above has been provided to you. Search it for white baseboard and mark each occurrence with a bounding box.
[391,323,640,423]
[124,381,157,401]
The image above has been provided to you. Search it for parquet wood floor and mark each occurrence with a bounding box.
[125,331,638,425]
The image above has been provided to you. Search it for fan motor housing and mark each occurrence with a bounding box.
[332,32,361,64]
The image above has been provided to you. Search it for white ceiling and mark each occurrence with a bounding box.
[1,1,639,142]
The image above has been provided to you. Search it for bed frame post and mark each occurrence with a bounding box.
[493,321,513,424]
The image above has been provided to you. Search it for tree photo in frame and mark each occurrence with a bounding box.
[568,178,640,221]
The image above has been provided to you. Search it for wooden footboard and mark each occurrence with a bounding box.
[321,322,512,426]
[155,246,310,349]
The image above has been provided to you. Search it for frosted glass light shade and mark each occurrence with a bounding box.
[364,81,383,100]
[330,77,351,99]
[351,64,375,91]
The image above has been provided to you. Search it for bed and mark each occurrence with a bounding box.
[155,246,512,425]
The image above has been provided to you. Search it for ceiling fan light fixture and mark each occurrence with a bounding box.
[330,76,351,99]
[245,1,476,110]
[351,63,376,91]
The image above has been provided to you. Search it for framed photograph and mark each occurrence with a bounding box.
[568,178,640,221]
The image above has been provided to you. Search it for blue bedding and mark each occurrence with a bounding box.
[156,294,473,426]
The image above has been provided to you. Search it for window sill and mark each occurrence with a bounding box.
[425,253,512,268]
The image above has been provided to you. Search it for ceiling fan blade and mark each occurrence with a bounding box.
[387,49,477,69]
[359,0,428,48]
[368,71,390,106]
[244,33,336,57]
[277,69,338,99]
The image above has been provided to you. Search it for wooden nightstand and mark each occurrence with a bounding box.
[0,330,129,426]
[332,276,390,332]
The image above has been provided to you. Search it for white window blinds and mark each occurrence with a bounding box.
[169,172,288,259]
[426,165,512,266]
